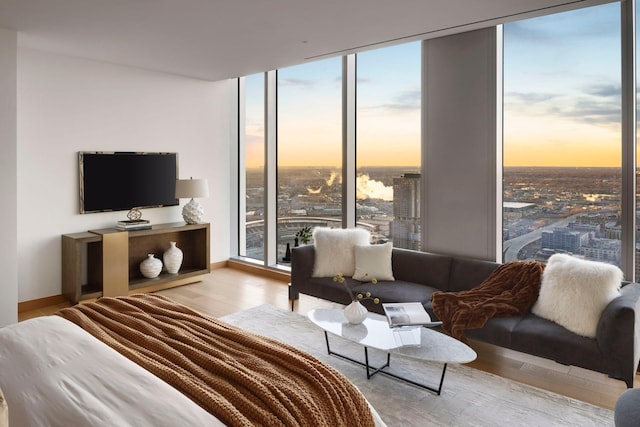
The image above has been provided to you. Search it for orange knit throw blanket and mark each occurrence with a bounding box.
[431,261,545,341]
[57,294,375,427]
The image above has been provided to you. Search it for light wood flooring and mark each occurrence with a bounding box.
[19,266,634,411]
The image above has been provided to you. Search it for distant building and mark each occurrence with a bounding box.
[541,228,585,253]
[503,202,536,219]
[391,173,421,250]
[540,225,620,265]
[579,239,621,264]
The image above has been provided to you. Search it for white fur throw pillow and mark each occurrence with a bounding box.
[312,227,371,277]
[353,243,395,281]
[532,253,622,338]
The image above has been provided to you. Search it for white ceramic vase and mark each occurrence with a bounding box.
[163,241,183,274]
[344,300,368,324]
[140,254,162,278]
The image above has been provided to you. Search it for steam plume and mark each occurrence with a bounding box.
[356,174,393,201]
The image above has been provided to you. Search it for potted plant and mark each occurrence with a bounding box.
[295,226,313,246]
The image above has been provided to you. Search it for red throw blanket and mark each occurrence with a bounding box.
[57,294,375,427]
[431,261,545,341]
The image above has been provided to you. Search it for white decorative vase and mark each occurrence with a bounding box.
[140,254,162,278]
[163,241,183,274]
[344,300,368,324]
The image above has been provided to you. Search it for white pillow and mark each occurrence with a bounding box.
[353,243,394,282]
[312,228,371,277]
[532,253,622,338]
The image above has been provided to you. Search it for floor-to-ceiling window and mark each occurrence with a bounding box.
[503,3,622,266]
[237,2,638,274]
[356,42,421,249]
[240,74,266,260]
[277,58,343,263]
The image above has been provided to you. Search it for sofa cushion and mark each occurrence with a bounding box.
[532,254,622,338]
[305,276,358,306]
[353,242,394,282]
[448,257,500,292]
[465,316,523,348]
[390,248,452,291]
[311,227,371,277]
[511,313,603,370]
[353,280,439,313]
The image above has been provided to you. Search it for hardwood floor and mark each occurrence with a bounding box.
[19,266,633,411]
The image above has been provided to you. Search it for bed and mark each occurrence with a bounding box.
[0,294,386,427]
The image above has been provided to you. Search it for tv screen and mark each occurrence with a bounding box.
[79,152,179,214]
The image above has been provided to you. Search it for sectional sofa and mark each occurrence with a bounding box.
[290,244,640,388]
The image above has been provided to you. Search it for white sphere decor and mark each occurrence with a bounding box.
[140,254,162,278]
[163,241,183,274]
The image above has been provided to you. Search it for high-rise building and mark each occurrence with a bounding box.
[390,173,421,250]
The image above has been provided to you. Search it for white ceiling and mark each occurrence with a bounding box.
[0,0,603,81]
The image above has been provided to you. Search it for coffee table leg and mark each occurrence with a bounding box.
[323,331,449,395]
[364,347,391,379]
[323,332,390,374]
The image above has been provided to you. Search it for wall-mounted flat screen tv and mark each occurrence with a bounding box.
[79,152,179,214]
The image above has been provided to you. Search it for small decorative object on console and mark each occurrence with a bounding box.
[140,254,162,278]
[115,220,151,231]
[127,208,143,221]
[163,241,183,274]
[115,208,152,230]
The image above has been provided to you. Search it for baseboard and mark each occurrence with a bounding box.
[18,294,69,313]
[227,259,291,283]
[211,260,228,270]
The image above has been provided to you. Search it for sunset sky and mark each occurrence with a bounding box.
[245,2,622,169]
[503,2,621,167]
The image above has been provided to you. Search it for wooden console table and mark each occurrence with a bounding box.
[62,222,210,303]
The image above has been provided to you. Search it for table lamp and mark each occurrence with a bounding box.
[175,178,209,224]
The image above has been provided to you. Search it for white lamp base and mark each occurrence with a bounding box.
[182,198,204,224]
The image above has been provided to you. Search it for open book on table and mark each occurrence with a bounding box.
[382,302,443,328]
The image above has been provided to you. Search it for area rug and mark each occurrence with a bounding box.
[221,304,614,427]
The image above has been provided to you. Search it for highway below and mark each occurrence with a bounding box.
[503,214,581,261]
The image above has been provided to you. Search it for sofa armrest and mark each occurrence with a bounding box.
[596,282,640,386]
[290,245,316,299]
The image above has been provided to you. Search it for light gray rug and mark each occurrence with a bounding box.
[221,304,614,427]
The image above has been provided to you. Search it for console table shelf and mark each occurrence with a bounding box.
[62,222,210,303]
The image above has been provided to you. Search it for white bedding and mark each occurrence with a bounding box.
[0,316,223,427]
[0,315,386,427]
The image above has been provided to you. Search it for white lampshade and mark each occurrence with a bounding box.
[175,178,209,199]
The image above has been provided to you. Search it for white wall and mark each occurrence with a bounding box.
[0,29,18,325]
[18,48,233,302]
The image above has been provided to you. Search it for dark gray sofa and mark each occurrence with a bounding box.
[290,244,640,388]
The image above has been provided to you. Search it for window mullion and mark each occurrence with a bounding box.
[343,54,357,229]
[621,0,636,281]
[265,70,278,267]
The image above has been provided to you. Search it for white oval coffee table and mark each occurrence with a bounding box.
[308,308,477,395]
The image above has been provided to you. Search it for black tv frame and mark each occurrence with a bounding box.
[78,151,179,214]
